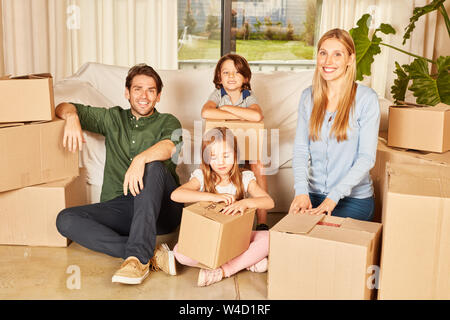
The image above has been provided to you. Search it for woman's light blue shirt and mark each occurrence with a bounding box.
[293,84,380,203]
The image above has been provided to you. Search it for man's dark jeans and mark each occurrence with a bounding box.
[56,161,183,264]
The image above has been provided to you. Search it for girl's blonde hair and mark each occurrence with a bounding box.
[310,28,357,142]
[201,127,244,200]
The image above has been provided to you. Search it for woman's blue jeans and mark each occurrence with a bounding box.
[309,193,374,221]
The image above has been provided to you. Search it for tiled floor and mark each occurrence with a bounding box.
[0,213,286,300]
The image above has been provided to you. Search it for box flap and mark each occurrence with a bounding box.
[35,176,78,188]
[10,73,53,80]
[340,218,382,235]
[204,119,265,130]
[308,225,374,247]
[272,213,325,234]
[390,104,449,113]
[387,162,450,198]
[0,122,25,128]
[185,201,253,224]
[377,135,450,166]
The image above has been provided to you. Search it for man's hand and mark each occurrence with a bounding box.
[63,113,85,152]
[288,194,312,214]
[123,156,146,196]
[307,198,337,216]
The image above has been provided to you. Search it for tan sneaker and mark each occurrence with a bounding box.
[112,256,149,284]
[149,243,177,276]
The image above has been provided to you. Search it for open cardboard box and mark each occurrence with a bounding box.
[268,213,382,300]
[177,201,255,269]
[0,73,55,123]
[378,162,450,299]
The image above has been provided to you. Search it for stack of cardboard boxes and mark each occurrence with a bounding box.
[0,74,86,247]
[374,104,450,299]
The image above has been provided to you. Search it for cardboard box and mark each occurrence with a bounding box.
[0,174,88,247]
[204,120,264,161]
[268,213,382,300]
[177,201,255,269]
[387,104,450,153]
[0,119,79,192]
[0,73,55,123]
[370,133,450,223]
[378,163,450,299]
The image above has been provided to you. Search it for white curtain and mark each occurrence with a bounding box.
[1,0,178,81]
[319,0,439,101]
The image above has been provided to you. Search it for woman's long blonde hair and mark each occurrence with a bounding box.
[310,28,357,142]
[201,127,244,200]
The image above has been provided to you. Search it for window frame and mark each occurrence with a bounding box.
[220,0,322,58]
[179,0,322,69]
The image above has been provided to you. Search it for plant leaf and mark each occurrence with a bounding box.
[402,0,446,45]
[376,23,396,35]
[350,14,396,81]
[407,57,450,106]
[436,56,450,104]
[390,62,411,104]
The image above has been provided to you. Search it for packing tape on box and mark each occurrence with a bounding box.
[198,201,226,214]
[317,221,341,228]
[197,201,253,217]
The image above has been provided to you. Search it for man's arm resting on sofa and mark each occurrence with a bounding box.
[55,102,85,153]
[123,139,176,197]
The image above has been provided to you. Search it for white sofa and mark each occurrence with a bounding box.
[54,62,392,212]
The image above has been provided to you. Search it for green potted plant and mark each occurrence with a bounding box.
[349,0,450,153]
[350,0,449,106]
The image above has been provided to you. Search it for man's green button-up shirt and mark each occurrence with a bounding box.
[73,103,182,202]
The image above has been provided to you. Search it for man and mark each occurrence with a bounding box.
[56,64,183,285]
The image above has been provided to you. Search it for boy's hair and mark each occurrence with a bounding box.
[201,127,244,200]
[213,54,252,91]
[125,63,163,94]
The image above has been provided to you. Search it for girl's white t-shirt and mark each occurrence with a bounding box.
[190,169,256,196]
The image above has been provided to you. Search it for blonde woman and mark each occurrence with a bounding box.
[289,28,380,221]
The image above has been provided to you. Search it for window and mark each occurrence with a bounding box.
[177,0,322,71]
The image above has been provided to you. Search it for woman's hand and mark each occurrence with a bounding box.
[307,198,337,216]
[288,194,312,214]
[213,193,236,206]
[221,199,249,216]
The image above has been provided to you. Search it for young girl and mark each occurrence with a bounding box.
[201,53,269,230]
[289,28,380,221]
[170,127,274,287]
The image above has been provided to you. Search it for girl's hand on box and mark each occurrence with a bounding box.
[214,193,236,206]
[306,198,336,216]
[222,199,249,216]
[288,194,312,214]
[63,114,85,152]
